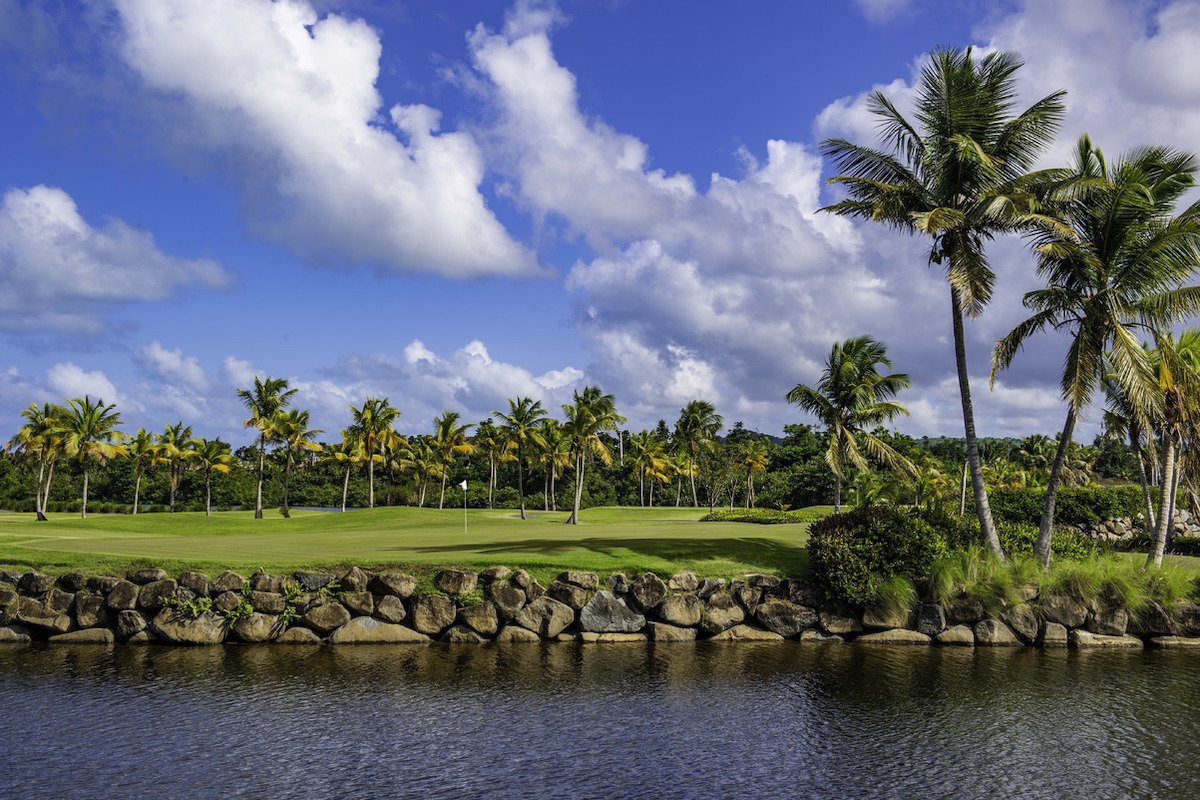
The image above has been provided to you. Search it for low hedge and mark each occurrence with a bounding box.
[699,508,821,524]
[988,485,1145,527]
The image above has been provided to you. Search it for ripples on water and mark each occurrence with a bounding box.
[2,643,1198,799]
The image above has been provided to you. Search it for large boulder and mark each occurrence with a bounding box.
[486,582,527,619]
[369,573,417,599]
[232,613,281,642]
[1086,598,1129,637]
[211,570,245,594]
[302,602,352,636]
[72,593,108,629]
[50,628,115,645]
[1041,622,1069,648]
[1171,600,1200,636]
[756,599,819,638]
[696,578,725,600]
[1069,629,1143,649]
[629,573,668,611]
[1001,605,1040,643]
[708,624,783,642]
[149,610,227,645]
[177,571,211,597]
[339,566,369,592]
[478,566,512,583]
[733,585,763,614]
[0,627,31,644]
[373,595,407,624]
[558,571,600,590]
[546,580,594,610]
[129,568,167,585]
[45,588,74,613]
[18,571,54,595]
[14,596,70,633]
[746,573,781,590]
[657,594,703,628]
[294,571,336,591]
[86,576,122,594]
[935,625,975,646]
[56,572,87,592]
[667,572,699,592]
[0,590,15,625]
[213,591,242,613]
[800,629,843,644]
[136,580,178,613]
[442,625,486,644]
[276,627,322,644]
[1041,593,1088,629]
[606,573,630,594]
[974,619,1022,646]
[340,592,375,617]
[434,569,478,595]
[495,625,542,643]
[580,632,646,643]
[857,629,932,645]
[647,622,697,642]
[580,591,645,633]
[862,606,914,631]
[457,603,500,637]
[1149,636,1200,649]
[249,591,286,615]
[329,617,429,644]
[409,595,457,635]
[944,595,985,625]
[1128,602,1175,637]
[514,596,575,638]
[115,610,147,640]
[105,581,139,611]
[249,572,285,593]
[699,592,744,635]
[818,609,863,636]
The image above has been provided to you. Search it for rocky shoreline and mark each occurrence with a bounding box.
[3,565,1200,650]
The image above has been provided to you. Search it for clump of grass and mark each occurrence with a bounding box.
[1143,562,1198,607]
[929,547,1029,614]
[873,574,918,617]
[1045,555,1149,613]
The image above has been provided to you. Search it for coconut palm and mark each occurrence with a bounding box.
[5,402,65,520]
[431,411,474,509]
[348,397,400,509]
[60,395,124,519]
[628,429,667,507]
[237,376,296,519]
[191,438,234,516]
[473,420,515,510]
[561,386,625,525]
[740,438,770,508]
[786,336,915,513]
[402,437,441,508]
[535,419,571,511]
[157,421,194,513]
[1103,375,1159,534]
[675,400,723,507]
[275,408,323,518]
[323,430,368,512]
[492,397,548,520]
[125,428,159,515]
[992,137,1200,567]
[1147,331,1200,565]
[821,46,1066,556]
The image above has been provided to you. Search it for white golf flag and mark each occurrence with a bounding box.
[459,480,468,490]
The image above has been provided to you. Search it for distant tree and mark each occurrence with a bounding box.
[492,397,548,520]
[348,397,399,509]
[562,386,625,524]
[5,401,65,520]
[191,438,234,517]
[675,400,723,506]
[275,408,323,517]
[237,376,296,519]
[125,428,159,514]
[431,411,474,509]
[158,421,194,513]
[61,395,124,519]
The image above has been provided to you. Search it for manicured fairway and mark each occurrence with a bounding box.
[0,506,814,581]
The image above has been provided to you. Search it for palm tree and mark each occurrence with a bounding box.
[125,428,159,514]
[5,402,65,520]
[740,438,770,508]
[561,386,625,524]
[628,429,666,507]
[324,429,367,512]
[992,137,1200,567]
[492,397,548,520]
[786,336,915,513]
[237,376,296,519]
[669,448,692,507]
[1147,331,1200,566]
[535,419,570,511]
[402,437,441,508]
[191,438,234,516]
[275,408,323,518]
[675,400,723,506]
[1102,376,1158,534]
[431,411,474,509]
[60,395,124,519]
[473,420,514,510]
[348,397,400,509]
[821,46,1066,556]
[157,421,194,513]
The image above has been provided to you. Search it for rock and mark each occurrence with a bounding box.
[667,572,699,592]
[323,617,427,644]
[0,590,15,625]
[1149,636,1200,649]
[857,629,932,645]
[249,591,286,615]
[129,568,167,585]
[699,592,745,635]
[0,569,21,585]
[45,588,74,613]
[175,587,197,604]
[137,580,178,613]
[756,600,819,638]
[657,594,703,628]
[557,631,580,643]
[339,566,369,592]
[126,630,157,644]
[734,585,763,614]
[294,571,336,591]
[50,628,115,644]
[0,627,31,644]
[945,595,985,625]
[56,572,87,592]
[340,591,374,617]
[72,593,108,629]
[648,622,697,641]
[580,632,647,643]
[558,571,600,590]
[251,572,296,593]
[1001,604,1040,643]
[547,580,594,610]
[606,573,629,594]
[696,578,725,600]
[302,602,351,636]
[441,625,486,643]
[1041,593,1089,629]
[580,591,646,633]
[746,573,781,590]
[478,566,512,583]
[935,625,975,646]
[14,596,70,633]
[495,624,542,643]
[105,581,139,611]
[149,610,227,645]
[409,594,457,635]
[457,603,499,636]
[974,619,1022,646]
[709,624,784,642]
[819,609,863,636]
[862,606,914,630]
[86,576,121,594]
[213,591,242,613]
[1128,602,1175,637]
[232,613,281,642]
[369,573,417,599]
[372,595,407,624]
[629,573,668,611]
[778,579,820,607]
[1041,622,1069,647]
[799,629,843,644]
[18,571,53,595]
[1070,630,1143,649]
[115,610,147,639]
[510,569,532,589]
[177,571,211,597]
[486,582,527,619]
[524,580,545,603]
[1086,598,1129,637]
[514,596,575,638]
[211,571,245,594]
[434,569,478,595]
[1171,600,1200,636]
[276,627,323,644]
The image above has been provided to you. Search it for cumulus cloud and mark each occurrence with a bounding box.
[45,362,124,407]
[0,185,228,335]
[854,0,912,25]
[134,341,208,392]
[113,0,539,278]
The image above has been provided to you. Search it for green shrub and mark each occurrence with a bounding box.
[1168,536,1200,557]
[997,521,1100,561]
[989,485,1145,526]
[699,508,822,524]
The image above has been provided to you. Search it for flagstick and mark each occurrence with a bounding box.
[461,479,468,534]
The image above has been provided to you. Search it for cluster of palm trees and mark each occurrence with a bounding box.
[821,46,1200,568]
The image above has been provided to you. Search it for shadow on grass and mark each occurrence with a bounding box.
[406,536,809,576]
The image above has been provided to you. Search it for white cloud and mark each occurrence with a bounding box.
[855,0,912,25]
[0,185,228,334]
[45,362,123,407]
[134,341,208,392]
[114,0,539,278]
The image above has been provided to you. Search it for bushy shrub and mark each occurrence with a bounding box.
[699,508,822,524]
[998,521,1100,561]
[1168,536,1200,557]
[989,485,1145,526]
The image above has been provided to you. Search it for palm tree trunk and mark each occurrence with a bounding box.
[568,454,585,525]
[1134,438,1156,536]
[1150,436,1177,567]
[517,445,526,520]
[1035,405,1078,569]
[34,459,45,520]
[639,469,645,507]
[81,465,89,519]
[689,453,698,506]
[255,435,266,520]
[959,461,968,516]
[205,474,212,517]
[133,470,142,515]
[342,465,351,512]
[675,479,681,507]
[834,474,841,515]
[649,479,654,507]
[281,453,292,518]
[550,469,557,512]
[40,462,55,521]
[367,449,375,509]
[439,469,448,510]
[1166,456,1183,550]
[543,468,549,511]
[951,287,1003,557]
[491,456,498,510]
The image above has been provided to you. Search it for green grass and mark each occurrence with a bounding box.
[0,505,814,582]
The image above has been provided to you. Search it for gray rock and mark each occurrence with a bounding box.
[746,573,781,590]
[478,566,512,583]
[1041,622,1069,648]
[250,591,286,615]
[211,570,245,594]
[14,596,70,633]
[372,595,407,624]
[86,576,122,594]
[45,588,74,613]
[514,596,575,638]
[339,566,369,592]
[126,630,157,644]
[708,624,784,642]
[434,569,478,595]
[974,619,1022,646]
[524,579,546,603]
[177,571,211,597]
[340,591,375,617]
[606,573,630,594]
[667,572,699,592]
[149,610,227,645]
[213,591,242,613]
[294,571,336,591]
[648,622,697,641]
[1128,602,1175,637]
[547,580,594,610]
[485,582,527,621]
[105,580,139,611]
[457,603,499,636]
[935,625,976,646]
[799,629,843,644]
[945,595,985,625]
[115,610,147,640]
[699,592,745,635]
[441,625,486,643]
[629,573,668,611]
[0,569,21,585]
[510,569,532,589]
[136,580,178,613]
[409,594,457,635]
[0,589,15,625]
[129,568,167,585]
[18,571,53,596]
[1070,630,1143,649]
[1171,600,1200,636]
[1149,636,1200,649]
[276,626,323,644]
[778,579,820,607]
[303,602,352,636]
[862,606,914,631]
[56,572,87,592]
[72,593,108,629]
[495,624,542,643]
[756,599,819,638]
[0,626,31,644]
[734,585,763,614]
[1086,598,1129,637]
[232,613,281,642]
[819,609,863,636]
[657,594,703,627]
[580,591,646,633]
[329,617,429,644]
[1001,604,1040,643]
[50,628,115,645]
[369,573,417,599]
[558,571,600,590]
[1041,593,1089,628]
[696,578,725,600]
[857,629,932,645]
[580,631,646,643]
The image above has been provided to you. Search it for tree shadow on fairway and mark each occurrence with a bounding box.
[405,537,809,576]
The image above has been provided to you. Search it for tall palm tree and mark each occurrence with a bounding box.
[348,397,399,509]
[535,419,570,511]
[60,395,124,519]
[275,408,323,518]
[237,376,296,519]
[740,438,770,508]
[992,137,1200,567]
[473,420,514,510]
[125,428,159,515]
[191,438,234,517]
[1147,331,1200,566]
[821,46,1066,556]
[324,429,367,512]
[1102,375,1158,535]
[492,397,548,520]
[157,421,194,513]
[5,402,65,520]
[431,411,474,509]
[628,429,666,507]
[675,400,723,506]
[786,336,915,513]
[561,386,625,524]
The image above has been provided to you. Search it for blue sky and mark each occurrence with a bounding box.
[2,0,1198,445]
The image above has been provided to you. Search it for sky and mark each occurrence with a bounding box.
[2,0,1199,446]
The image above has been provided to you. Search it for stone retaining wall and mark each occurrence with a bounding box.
[3,566,1200,650]
[1071,510,1200,543]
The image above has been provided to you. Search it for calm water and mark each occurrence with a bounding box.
[2,642,1198,799]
